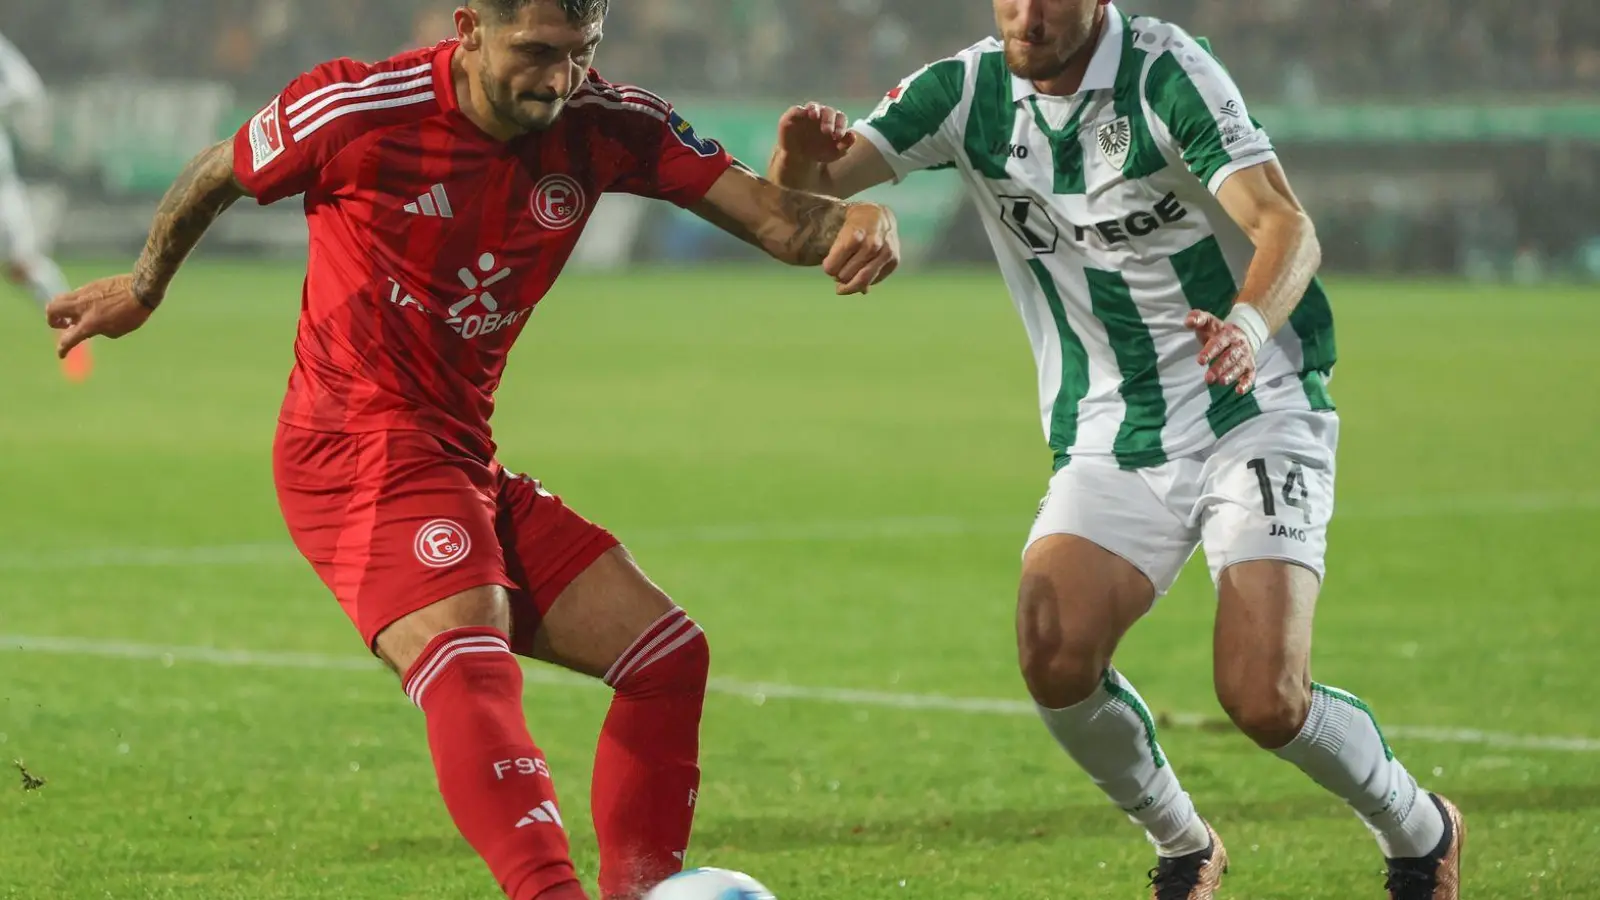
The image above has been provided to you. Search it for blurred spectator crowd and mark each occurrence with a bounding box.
[2,0,1597,103]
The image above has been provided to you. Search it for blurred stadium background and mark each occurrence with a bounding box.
[4,3,1599,899]
[4,0,1600,278]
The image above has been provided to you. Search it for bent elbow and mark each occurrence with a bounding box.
[1299,212,1323,274]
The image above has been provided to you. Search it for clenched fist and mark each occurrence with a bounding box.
[824,203,900,295]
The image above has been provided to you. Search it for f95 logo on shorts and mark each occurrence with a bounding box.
[415,519,472,568]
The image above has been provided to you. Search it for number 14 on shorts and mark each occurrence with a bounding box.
[1247,457,1313,525]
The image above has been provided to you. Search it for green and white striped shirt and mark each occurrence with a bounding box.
[854,7,1336,470]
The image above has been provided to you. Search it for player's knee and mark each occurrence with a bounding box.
[1217,675,1310,749]
[607,609,709,699]
[374,585,515,675]
[663,624,711,693]
[1019,644,1103,709]
[1016,577,1108,708]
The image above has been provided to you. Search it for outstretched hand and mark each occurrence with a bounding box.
[46,274,154,358]
[777,101,856,164]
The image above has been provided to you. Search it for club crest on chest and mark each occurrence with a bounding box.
[1096,116,1132,170]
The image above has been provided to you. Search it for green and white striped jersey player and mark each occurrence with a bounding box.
[0,29,86,380]
[770,2,1463,898]
[860,20,1337,479]
[812,7,1346,596]
[0,29,68,308]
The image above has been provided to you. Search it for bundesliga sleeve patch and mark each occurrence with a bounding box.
[869,83,906,121]
[667,110,722,158]
[248,97,287,172]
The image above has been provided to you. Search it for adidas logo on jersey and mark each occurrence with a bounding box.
[404,183,454,218]
[516,800,565,829]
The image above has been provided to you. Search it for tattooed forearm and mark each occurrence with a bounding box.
[131,139,246,309]
[774,188,849,266]
[690,168,855,266]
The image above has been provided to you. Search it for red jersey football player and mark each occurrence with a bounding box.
[45,2,900,898]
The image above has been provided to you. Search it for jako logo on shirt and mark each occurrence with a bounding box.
[414,519,471,568]
[531,174,585,230]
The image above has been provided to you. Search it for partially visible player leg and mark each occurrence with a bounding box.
[0,170,88,379]
[1020,459,1224,898]
[4,254,68,308]
[494,474,707,900]
[275,428,587,900]
[377,588,587,900]
[1213,561,1459,896]
[0,171,69,308]
[522,548,707,900]
[1203,410,1461,898]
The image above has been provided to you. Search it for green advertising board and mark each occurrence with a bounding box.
[33,81,1600,264]
[39,80,1600,199]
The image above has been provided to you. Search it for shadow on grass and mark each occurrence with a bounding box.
[689,782,1600,852]
[182,780,1599,867]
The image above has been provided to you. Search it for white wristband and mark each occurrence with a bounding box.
[1225,304,1270,354]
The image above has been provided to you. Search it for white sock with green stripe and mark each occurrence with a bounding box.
[1274,683,1445,858]
[1037,667,1211,858]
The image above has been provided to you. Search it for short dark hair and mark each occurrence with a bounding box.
[471,0,609,23]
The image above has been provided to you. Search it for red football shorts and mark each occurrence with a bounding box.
[273,423,619,650]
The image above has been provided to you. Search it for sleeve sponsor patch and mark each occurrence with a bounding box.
[1220,121,1254,148]
[869,81,909,121]
[667,109,723,158]
[248,97,287,172]
[1214,99,1256,148]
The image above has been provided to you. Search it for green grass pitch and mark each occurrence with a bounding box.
[2,262,1598,899]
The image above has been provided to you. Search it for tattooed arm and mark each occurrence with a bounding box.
[691,166,900,295]
[45,139,250,355]
[132,139,249,309]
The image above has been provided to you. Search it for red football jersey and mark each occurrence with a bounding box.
[232,42,735,460]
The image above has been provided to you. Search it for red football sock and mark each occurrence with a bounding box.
[404,627,586,900]
[592,608,710,900]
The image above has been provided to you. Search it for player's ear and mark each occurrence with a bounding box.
[455,6,484,50]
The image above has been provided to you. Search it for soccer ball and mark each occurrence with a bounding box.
[644,867,776,900]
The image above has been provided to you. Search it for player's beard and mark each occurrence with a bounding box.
[1003,7,1100,82]
[480,67,566,133]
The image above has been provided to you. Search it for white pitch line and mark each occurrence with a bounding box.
[3,634,1596,754]
[0,518,994,572]
[0,543,304,571]
[1,490,1597,572]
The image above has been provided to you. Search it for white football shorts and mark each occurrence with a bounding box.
[1025,409,1339,595]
